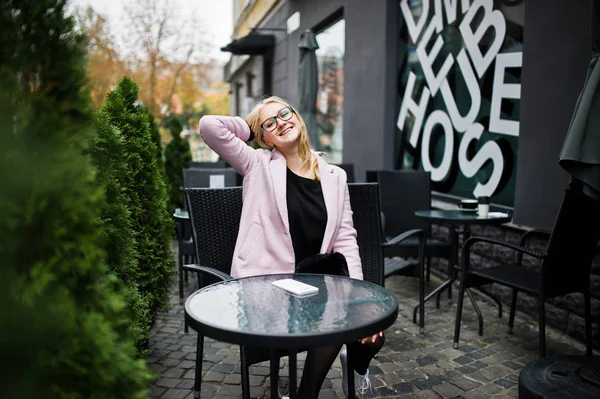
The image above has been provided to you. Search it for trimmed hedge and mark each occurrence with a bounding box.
[0,0,151,397]
[145,106,166,177]
[101,77,175,320]
[164,115,192,212]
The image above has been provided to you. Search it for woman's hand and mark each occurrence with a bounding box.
[361,331,383,344]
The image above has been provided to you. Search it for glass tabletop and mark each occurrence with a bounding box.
[185,274,398,348]
[173,210,189,219]
[414,209,512,225]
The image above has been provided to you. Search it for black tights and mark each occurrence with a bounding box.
[296,345,343,398]
[295,333,385,397]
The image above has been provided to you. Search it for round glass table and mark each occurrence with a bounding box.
[414,209,512,333]
[185,273,399,399]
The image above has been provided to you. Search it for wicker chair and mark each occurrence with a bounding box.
[453,187,600,358]
[333,163,356,183]
[188,160,227,169]
[183,183,425,398]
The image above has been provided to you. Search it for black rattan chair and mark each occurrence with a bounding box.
[366,170,452,281]
[183,184,425,398]
[453,186,600,358]
[188,160,227,168]
[334,163,356,183]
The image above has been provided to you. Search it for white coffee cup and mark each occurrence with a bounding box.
[478,203,489,218]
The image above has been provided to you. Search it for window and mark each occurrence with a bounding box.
[316,19,345,164]
[396,1,524,206]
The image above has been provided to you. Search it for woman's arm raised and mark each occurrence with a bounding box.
[199,115,259,176]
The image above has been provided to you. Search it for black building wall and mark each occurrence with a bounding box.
[513,0,591,230]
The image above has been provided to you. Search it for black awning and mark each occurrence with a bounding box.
[221,32,275,55]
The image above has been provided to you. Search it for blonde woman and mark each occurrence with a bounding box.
[199,96,383,397]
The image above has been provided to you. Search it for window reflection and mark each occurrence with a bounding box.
[316,19,345,163]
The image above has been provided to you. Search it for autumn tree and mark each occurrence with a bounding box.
[77,6,129,108]
[123,0,207,115]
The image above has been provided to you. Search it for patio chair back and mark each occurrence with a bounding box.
[334,163,356,183]
[184,187,242,283]
[189,161,227,169]
[183,168,238,188]
[348,183,384,286]
[366,170,432,237]
[542,187,600,297]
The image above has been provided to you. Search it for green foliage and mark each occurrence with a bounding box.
[145,106,165,177]
[0,0,151,397]
[90,112,151,353]
[102,76,175,320]
[164,115,192,212]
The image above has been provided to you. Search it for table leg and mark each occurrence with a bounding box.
[270,350,279,399]
[193,333,203,399]
[289,349,297,399]
[306,348,317,399]
[347,354,356,399]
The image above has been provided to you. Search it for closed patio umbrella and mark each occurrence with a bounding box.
[298,29,320,149]
[559,0,600,200]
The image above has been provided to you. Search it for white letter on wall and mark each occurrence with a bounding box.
[421,110,454,182]
[459,0,506,78]
[458,123,504,197]
[398,72,431,147]
[439,0,471,25]
[401,0,430,43]
[489,52,522,137]
[439,48,481,132]
[416,17,454,95]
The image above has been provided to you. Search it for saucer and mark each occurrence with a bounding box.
[458,207,478,213]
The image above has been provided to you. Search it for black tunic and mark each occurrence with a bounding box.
[286,168,327,267]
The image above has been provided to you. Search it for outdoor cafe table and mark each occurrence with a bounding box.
[413,210,512,332]
[184,273,399,399]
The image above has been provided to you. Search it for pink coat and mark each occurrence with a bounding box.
[199,115,363,280]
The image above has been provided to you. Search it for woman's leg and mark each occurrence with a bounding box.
[347,333,385,375]
[296,345,343,397]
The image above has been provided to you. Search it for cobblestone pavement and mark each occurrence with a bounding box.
[148,258,593,399]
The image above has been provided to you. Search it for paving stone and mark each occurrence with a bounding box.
[203,371,225,382]
[178,360,196,370]
[217,384,243,396]
[432,382,465,397]
[450,376,482,391]
[155,378,180,388]
[161,389,190,399]
[494,378,517,389]
[392,382,414,394]
[175,380,195,389]
[148,386,165,398]
[212,363,234,373]
[162,368,184,378]
[249,375,265,387]
[223,373,241,385]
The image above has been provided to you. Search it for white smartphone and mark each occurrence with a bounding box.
[272,279,319,297]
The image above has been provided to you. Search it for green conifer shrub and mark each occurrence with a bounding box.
[145,106,165,177]
[101,77,175,321]
[0,0,151,397]
[164,115,192,212]
[90,112,151,353]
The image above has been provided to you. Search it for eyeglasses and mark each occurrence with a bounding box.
[260,106,294,132]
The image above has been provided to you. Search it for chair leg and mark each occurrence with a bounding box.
[466,289,484,336]
[240,347,251,399]
[539,296,546,358]
[193,333,204,399]
[270,350,279,399]
[178,253,184,305]
[585,291,593,356]
[508,289,518,334]
[426,257,431,283]
[419,254,425,334]
[453,277,467,349]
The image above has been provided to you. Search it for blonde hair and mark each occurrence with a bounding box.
[246,96,320,180]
